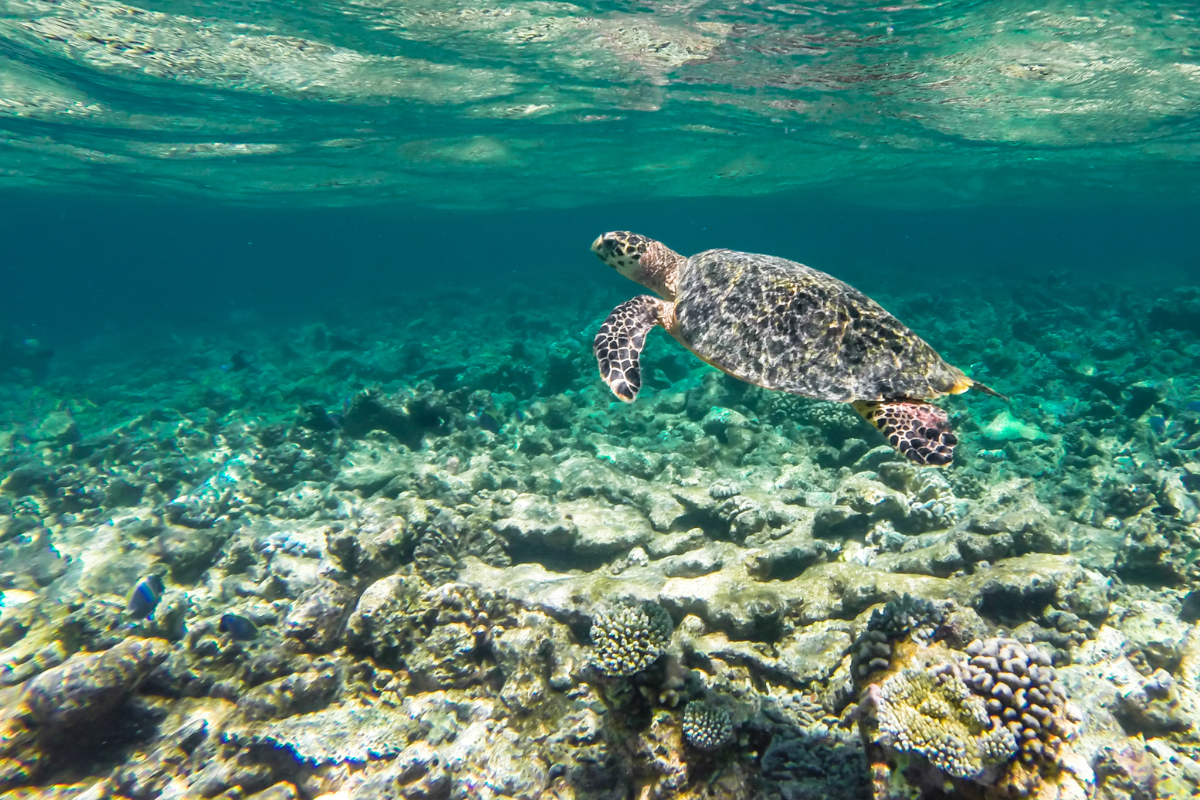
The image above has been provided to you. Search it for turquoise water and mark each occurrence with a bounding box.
[2,2,1200,799]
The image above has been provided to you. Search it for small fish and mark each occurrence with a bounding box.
[229,350,252,372]
[219,613,258,640]
[1149,416,1167,436]
[475,411,501,433]
[126,575,164,620]
[301,403,341,432]
[1187,401,1200,414]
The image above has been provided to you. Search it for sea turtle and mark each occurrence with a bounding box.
[590,232,1002,467]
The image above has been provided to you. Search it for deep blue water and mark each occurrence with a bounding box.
[5,197,1197,344]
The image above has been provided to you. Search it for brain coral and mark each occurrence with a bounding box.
[874,665,1018,780]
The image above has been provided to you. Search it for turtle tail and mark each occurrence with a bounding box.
[969,379,1007,401]
[948,372,1007,401]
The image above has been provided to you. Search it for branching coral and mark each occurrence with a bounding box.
[590,601,673,677]
[682,699,733,751]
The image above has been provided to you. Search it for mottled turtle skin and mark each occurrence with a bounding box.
[676,248,968,403]
[591,232,1000,466]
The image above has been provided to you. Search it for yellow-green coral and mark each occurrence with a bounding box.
[875,665,1018,780]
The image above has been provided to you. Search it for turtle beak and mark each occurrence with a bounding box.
[592,234,617,267]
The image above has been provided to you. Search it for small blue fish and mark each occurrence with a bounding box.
[1187,401,1200,413]
[1149,416,1167,436]
[126,575,164,619]
[219,613,258,640]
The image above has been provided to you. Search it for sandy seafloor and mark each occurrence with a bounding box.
[2,265,1200,800]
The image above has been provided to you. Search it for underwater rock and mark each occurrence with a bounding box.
[236,662,342,721]
[225,701,416,765]
[1092,740,1157,800]
[340,388,452,450]
[283,579,357,653]
[346,573,430,667]
[812,504,871,538]
[492,610,574,713]
[443,714,548,799]
[744,526,833,581]
[645,529,708,558]
[349,740,450,800]
[30,410,79,448]
[348,575,507,691]
[246,782,301,800]
[700,406,753,445]
[492,494,578,553]
[336,440,410,494]
[0,637,170,789]
[1149,288,1200,334]
[407,622,483,690]
[158,524,232,583]
[632,709,690,795]
[20,637,170,732]
[1118,601,1189,671]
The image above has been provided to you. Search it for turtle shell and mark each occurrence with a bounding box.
[675,249,967,402]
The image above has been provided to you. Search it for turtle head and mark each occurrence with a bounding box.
[591,232,683,299]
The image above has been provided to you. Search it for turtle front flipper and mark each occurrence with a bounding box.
[852,400,957,467]
[594,295,670,402]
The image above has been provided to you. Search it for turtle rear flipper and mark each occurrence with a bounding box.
[853,400,957,467]
[594,295,669,402]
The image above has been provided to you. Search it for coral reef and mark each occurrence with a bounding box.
[1,273,1199,800]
